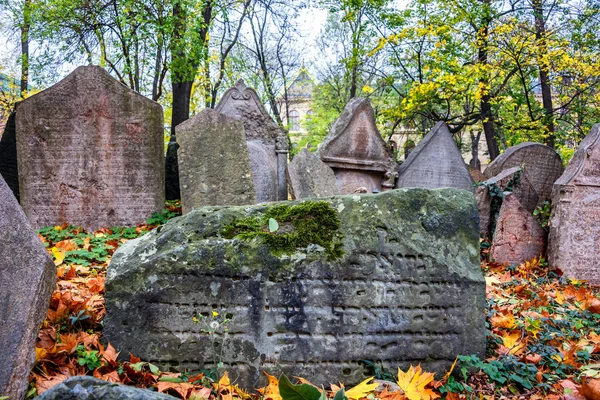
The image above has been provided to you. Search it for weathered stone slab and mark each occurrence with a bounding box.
[36,376,177,400]
[216,80,288,202]
[485,167,538,213]
[491,193,547,265]
[0,175,56,400]
[104,188,485,388]
[396,122,474,192]
[287,148,339,199]
[16,66,165,230]
[317,98,398,194]
[549,125,600,284]
[177,109,255,213]
[0,110,19,201]
[475,186,492,237]
[484,142,563,208]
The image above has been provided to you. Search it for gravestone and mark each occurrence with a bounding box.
[177,109,256,213]
[549,125,600,284]
[287,148,339,199]
[16,66,165,230]
[484,142,563,208]
[477,167,538,238]
[215,80,288,202]
[0,110,19,201]
[0,175,56,400]
[396,122,474,192]
[317,98,398,194]
[491,193,546,265]
[104,188,485,388]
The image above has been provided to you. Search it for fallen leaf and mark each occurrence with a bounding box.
[256,372,281,400]
[345,377,378,400]
[51,247,65,266]
[397,365,439,400]
[581,378,600,400]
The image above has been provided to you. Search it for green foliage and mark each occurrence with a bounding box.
[76,345,102,370]
[222,201,344,259]
[533,201,552,228]
[278,374,325,400]
[147,202,182,226]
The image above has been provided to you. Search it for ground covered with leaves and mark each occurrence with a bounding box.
[27,203,600,399]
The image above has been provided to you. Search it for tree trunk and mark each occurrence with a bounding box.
[477,3,500,160]
[20,0,31,96]
[533,0,555,148]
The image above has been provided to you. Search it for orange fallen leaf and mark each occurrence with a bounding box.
[581,378,600,400]
[256,372,281,400]
[397,365,439,400]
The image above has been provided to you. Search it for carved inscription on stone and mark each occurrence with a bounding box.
[549,124,600,284]
[104,189,485,387]
[396,122,473,192]
[15,66,164,230]
[484,142,563,207]
[317,98,398,194]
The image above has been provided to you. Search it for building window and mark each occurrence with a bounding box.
[289,110,300,131]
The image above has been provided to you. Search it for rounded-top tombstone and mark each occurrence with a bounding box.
[15,66,165,230]
[549,124,600,284]
[484,142,563,207]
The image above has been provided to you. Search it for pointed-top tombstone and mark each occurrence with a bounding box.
[16,66,165,230]
[484,142,563,207]
[549,124,600,284]
[0,175,56,400]
[317,97,397,194]
[215,80,288,202]
[396,121,474,192]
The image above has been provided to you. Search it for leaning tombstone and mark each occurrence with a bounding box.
[0,110,19,201]
[396,122,474,192]
[0,175,56,400]
[317,97,398,194]
[16,66,165,230]
[177,109,256,212]
[215,80,288,202]
[549,125,600,284]
[104,188,485,388]
[484,142,563,208]
[287,148,339,199]
[490,192,546,265]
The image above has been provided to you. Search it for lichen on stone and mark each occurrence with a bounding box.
[221,200,344,259]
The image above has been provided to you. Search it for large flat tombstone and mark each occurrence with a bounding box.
[317,98,398,194]
[396,122,474,192]
[0,175,56,400]
[215,80,288,202]
[0,110,19,201]
[177,109,256,213]
[16,66,165,230]
[287,148,339,199]
[549,125,600,284]
[104,189,485,388]
[484,142,563,208]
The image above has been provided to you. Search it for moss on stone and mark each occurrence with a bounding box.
[221,201,344,259]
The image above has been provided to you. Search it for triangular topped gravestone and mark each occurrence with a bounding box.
[0,175,56,400]
[215,80,288,202]
[317,97,398,194]
[484,142,563,208]
[287,148,339,199]
[16,66,165,230]
[549,124,600,284]
[177,109,256,213]
[0,110,19,201]
[396,122,474,192]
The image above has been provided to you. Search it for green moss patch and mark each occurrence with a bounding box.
[221,201,344,259]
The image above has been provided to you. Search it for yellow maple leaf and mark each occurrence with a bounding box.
[256,372,281,400]
[500,331,526,355]
[490,314,517,330]
[51,247,65,266]
[397,365,439,400]
[345,377,378,399]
